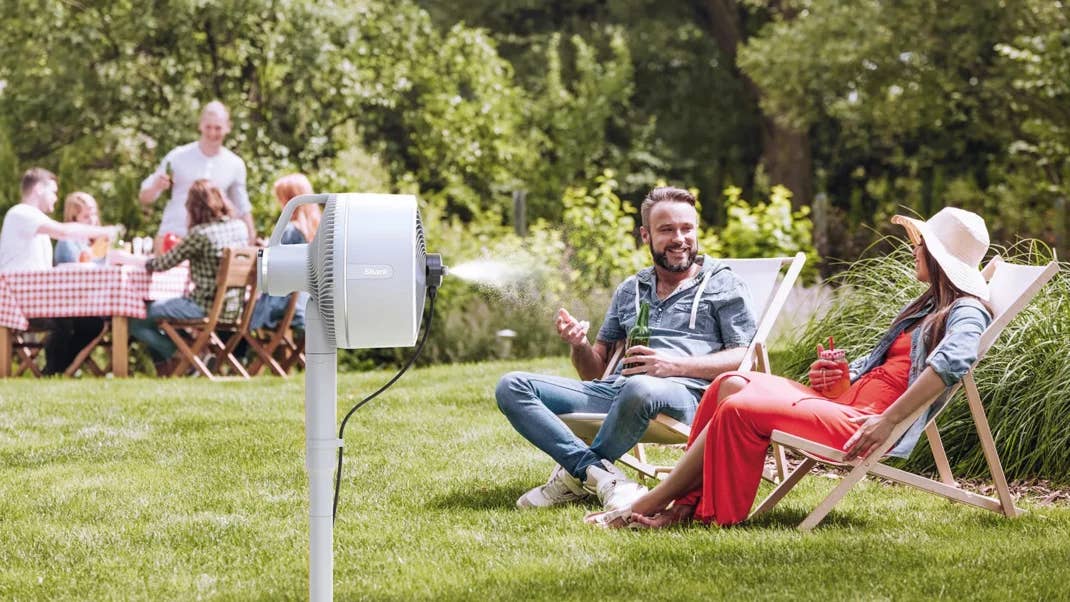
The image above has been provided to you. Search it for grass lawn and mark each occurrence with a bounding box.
[2,357,1069,600]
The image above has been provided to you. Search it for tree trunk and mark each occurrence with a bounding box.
[697,0,813,207]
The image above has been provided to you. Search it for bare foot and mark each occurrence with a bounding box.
[585,504,694,530]
[631,504,694,529]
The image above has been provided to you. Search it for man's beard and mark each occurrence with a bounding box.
[650,242,697,272]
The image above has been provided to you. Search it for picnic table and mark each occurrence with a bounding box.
[0,264,189,377]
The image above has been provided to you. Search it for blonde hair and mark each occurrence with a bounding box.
[273,173,321,242]
[63,191,99,224]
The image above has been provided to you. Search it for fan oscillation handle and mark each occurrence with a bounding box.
[268,193,332,246]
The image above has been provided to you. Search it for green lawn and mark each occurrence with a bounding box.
[2,358,1068,601]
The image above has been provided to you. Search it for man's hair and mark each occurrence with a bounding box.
[640,186,697,228]
[186,179,234,227]
[200,100,230,123]
[63,191,98,223]
[21,168,57,197]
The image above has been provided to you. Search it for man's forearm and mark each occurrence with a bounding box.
[570,342,606,381]
[138,187,159,205]
[241,213,256,243]
[669,346,746,380]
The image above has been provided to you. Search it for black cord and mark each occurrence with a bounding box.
[332,288,437,521]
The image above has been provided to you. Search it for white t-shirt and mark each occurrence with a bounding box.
[140,141,251,237]
[0,203,53,272]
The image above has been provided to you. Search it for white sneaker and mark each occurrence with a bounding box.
[516,465,591,509]
[583,459,648,511]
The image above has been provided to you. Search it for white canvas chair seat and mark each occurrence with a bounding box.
[560,253,807,482]
[750,256,1060,531]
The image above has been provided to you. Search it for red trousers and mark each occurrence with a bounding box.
[675,369,900,526]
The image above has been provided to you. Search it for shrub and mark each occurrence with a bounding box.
[776,239,1070,483]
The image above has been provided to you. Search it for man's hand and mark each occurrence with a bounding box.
[554,308,590,347]
[620,345,677,377]
[153,173,172,193]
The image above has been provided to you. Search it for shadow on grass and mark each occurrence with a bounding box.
[741,506,868,530]
[425,482,529,510]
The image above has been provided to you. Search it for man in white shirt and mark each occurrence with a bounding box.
[0,168,119,271]
[0,168,119,375]
[139,101,256,249]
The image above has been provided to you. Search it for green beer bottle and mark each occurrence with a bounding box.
[627,301,652,349]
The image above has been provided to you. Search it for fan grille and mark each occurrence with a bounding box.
[309,195,337,347]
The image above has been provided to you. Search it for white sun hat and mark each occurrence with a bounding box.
[891,207,991,301]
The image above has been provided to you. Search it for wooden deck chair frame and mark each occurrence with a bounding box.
[244,291,303,377]
[158,247,258,380]
[750,256,1060,531]
[560,253,807,483]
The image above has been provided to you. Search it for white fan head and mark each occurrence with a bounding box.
[257,193,445,349]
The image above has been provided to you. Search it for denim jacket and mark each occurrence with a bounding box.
[847,296,992,458]
[596,256,757,392]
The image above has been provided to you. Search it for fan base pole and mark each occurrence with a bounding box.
[305,303,338,602]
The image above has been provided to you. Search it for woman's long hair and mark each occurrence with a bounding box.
[892,245,991,349]
[186,179,233,228]
[273,173,320,242]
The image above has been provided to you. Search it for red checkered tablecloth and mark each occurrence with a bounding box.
[0,264,189,330]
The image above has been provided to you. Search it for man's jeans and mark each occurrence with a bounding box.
[129,297,206,361]
[496,372,701,480]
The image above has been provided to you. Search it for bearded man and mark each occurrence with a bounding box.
[496,186,757,511]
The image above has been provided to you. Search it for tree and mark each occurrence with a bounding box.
[0,0,532,230]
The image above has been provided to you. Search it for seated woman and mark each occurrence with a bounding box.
[113,179,248,375]
[587,207,994,528]
[248,173,319,332]
[54,191,104,265]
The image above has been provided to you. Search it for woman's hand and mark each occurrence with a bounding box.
[808,344,844,393]
[842,414,895,461]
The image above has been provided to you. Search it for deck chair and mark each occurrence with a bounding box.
[158,246,258,380]
[560,253,808,482]
[750,256,1060,531]
[243,291,304,377]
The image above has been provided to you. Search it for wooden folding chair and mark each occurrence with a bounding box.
[157,246,258,380]
[63,320,112,377]
[750,256,1060,531]
[243,291,305,377]
[560,253,807,482]
[11,328,46,377]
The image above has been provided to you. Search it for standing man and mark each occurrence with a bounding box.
[139,101,256,249]
[0,168,119,374]
[496,186,756,512]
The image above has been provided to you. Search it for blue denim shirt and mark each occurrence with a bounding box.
[847,296,992,458]
[596,256,757,392]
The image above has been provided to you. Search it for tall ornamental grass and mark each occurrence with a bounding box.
[776,240,1070,483]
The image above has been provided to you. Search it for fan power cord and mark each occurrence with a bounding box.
[332,287,437,521]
